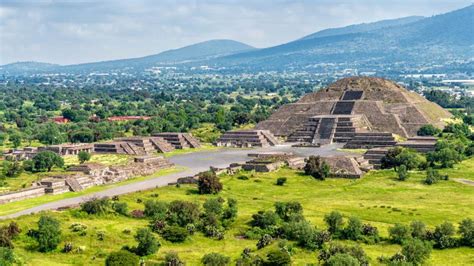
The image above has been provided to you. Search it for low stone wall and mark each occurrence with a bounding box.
[0,186,47,204]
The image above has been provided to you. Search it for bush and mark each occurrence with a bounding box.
[318,242,368,266]
[35,215,62,252]
[164,251,185,266]
[401,238,432,265]
[424,168,448,185]
[388,223,411,244]
[433,222,456,249]
[343,216,363,241]
[417,124,441,136]
[167,200,200,227]
[396,164,409,181]
[251,210,279,229]
[143,200,168,219]
[105,250,139,266]
[327,253,360,266]
[410,220,427,239]
[198,171,223,194]
[0,247,15,265]
[459,218,474,247]
[203,198,224,216]
[134,228,160,256]
[427,147,463,168]
[201,252,230,266]
[304,156,330,180]
[276,177,287,186]
[112,202,128,216]
[274,201,303,222]
[395,149,426,170]
[78,151,91,164]
[256,234,273,249]
[130,210,144,218]
[361,223,380,244]
[324,211,344,235]
[161,226,189,243]
[80,197,110,215]
[266,249,291,266]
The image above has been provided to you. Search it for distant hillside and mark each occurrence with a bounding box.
[301,16,424,40]
[0,61,60,73]
[219,4,474,70]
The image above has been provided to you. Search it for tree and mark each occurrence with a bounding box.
[304,156,330,180]
[417,124,441,136]
[459,218,474,247]
[105,250,139,266]
[166,200,200,227]
[201,252,230,266]
[388,223,411,244]
[134,228,160,256]
[251,210,279,229]
[36,123,65,145]
[0,247,15,266]
[266,249,291,265]
[81,197,110,215]
[381,146,404,169]
[395,149,426,170]
[112,202,128,216]
[274,201,303,222]
[327,253,360,266]
[198,171,223,194]
[401,238,432,265]
[144,200,168,219]
[424,168,448,185]
[1,160,23,178]
[77,151,91,164]
[410,220,427,239]
[324,211,344,235]
[396,164,409,181]
[31,151,64,172]
[35,215,61,252]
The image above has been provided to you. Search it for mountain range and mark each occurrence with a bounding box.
[1,4,473,75]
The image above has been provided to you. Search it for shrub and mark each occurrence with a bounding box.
[130,210,144,219]
[395,149,426,170]
[274,201,303,222]
[167,200,200,227]
[164,251,185,266]
[401,238,432,265]
[35,215,62,252]
[276,177,287,186]
[427,147,463,168]
[62,242,74,253]
[256,234,273,249]
[143,200,167,219]
[198,171,223,194]
[381,146,404,169]
[105,250,139,266]
[77,151,91,164]
[251,210,279,229]
[396,164,409,181]
[459,218,474,247]
[361,223,380,244]
[266,249,291,266]
[324,211,344,235]
[161,226,189,243]
[201,252,230,266]
[80,197,110,215]
[203,198,224,216]
[433,222,456,249]
[327,253,360,266]
[237,175,249,180]
[0,222,21,248]
[134,228,160,256]
[417,124,441,136]
[318,243,368,266]
[222,198,238,222]
[424,168,448,185]
[410,220,427,239]
[343,216,363,241]
[304,155,330,180]
[112,202,128,216]
[0,247,15,265]
[388,223,411,244]
[69,223,87,236]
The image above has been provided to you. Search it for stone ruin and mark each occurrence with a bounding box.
[38,143,94,155]
[94,136,175,155]
[256,77,451,148]
[321,155,372,178]
[215,130,280,147]
[153,132,201,149]
[0,155,174,204]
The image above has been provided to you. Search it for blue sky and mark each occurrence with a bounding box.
[0,0,471,65]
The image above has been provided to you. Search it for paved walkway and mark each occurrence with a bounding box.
[0,143,347,220]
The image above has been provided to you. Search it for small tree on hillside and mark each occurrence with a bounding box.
[304,156,330,180]
[396,164,409,181]
[35,215,62,252]
[134,228,161,256]
[324,211,344,235]
[32,151,64,172]
[78,151,91,164]
[105,250,139,266]
[198,171,223,194]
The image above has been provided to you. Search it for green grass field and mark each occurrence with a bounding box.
[3,158,474,265]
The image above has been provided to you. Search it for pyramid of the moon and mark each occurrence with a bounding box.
[256,77,451,143]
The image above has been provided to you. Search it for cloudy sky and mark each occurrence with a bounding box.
[0,0,471,65]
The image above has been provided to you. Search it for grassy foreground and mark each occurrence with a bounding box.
[3,158,474,265]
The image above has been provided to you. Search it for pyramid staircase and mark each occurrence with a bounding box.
[343,132,397,149]
[65,177,83,192]
[363,148,389,169]
[150,137,175,153]
[216,130,279,147]
[154,133,201,149]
